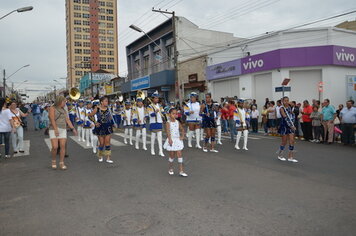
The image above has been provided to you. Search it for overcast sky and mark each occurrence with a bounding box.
[0,0,355,101]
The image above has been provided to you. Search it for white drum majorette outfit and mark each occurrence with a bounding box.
[164,119,184,151]
[133,103,148,150]
[184,100,202,149]
[84,105,94,147]
[234,105,249,150]
[90,100,99,154]
[148,93,165,157]
[123,103,133,145]
[216,107,222,145]
[76,102,86,142]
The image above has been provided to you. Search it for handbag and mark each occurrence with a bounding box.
[11,110,24,128]
[334,117,340,125]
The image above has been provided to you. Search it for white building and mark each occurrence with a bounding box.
[206,27,356,108]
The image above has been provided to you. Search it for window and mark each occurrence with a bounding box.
[107,23,113,28]
[74,49,82,54]
[83,49,91,54]
[99,36,106,42]
[107,30,114,35]
[74,41,82,47]
[99,57,106,62]
[74,12,81,18]
[82,13,90,18]
[75,63,82,68]
[82,6,89,11]
[74,34,82,39]
[75,56,82,61]
[99,22,106,28]
[83,21,90,26]
[134,60,140,73]
[143,56,149,69]
[83,27,90,33]
[107,57,114,62]
[106,9,113,14]
[74,5,81,10]
[107,36,114,42]
[107,16,113,21]
[99,50,106,55]
[74,0,81,3]
[83,42,91,47]
[74,20,81,25]
[107,43,114,49]
[99,43,106,48]
[99,1,106,6]
[100,64,107,69]
[99,8,105,13]
[83,56,91,61]
[107,2,113,7]
[108,50,114,56]
[82,0,89,4]
[108,65,114,70]
[83,34,90,40]
[99,15,106,20]
[75,71,82,76]
[74,27,81,32]
[99,29,106,35]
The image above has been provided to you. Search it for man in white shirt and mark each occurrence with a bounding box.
[250,105,259,133]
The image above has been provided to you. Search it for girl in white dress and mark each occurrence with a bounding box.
[163,108,188,177]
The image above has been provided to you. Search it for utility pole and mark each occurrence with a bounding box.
[2,69,5,97]
[54,85,57,100]
[152,8,179,101]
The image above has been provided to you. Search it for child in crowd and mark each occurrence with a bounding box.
[310,105,322,143]
[163,108,187,177]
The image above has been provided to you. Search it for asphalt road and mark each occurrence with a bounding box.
[0,122,355,236]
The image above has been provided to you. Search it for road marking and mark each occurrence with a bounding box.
[69,136,91,149]
[114,133,151,144]
[13,140,30,157]
[44,138,52,150]
[110,137,126,147]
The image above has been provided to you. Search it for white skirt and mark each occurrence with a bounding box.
[163,137,184,151]
[49,128,67,139]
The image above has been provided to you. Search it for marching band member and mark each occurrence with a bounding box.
[84,101,94,147]
[163,107,187,177]
[123,101,133,145]
[91,100,99,154]
[113,99,122,129]
[75,99,86,142]
[277,96,298,163]
[201,93,218,152]
[234,99,249,150]
[147,91,165,157]
[215,103,223,145]
[68,102,77,127]
[184,92,202,149]
[133,98,148,150]
[90,96,115,164]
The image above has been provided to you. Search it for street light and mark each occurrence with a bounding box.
[3,64,30,97]
[129,24,166,54]
[14,80,28,90]
[0,6,33,20]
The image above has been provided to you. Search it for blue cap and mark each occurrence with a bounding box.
[137,98,143,102]
[92,100,99,106]
[190,92,198,97]
[170,101,175,105]
[125,100,131,105]
[85,100,91,105]
[238,99,244,103]
[151,90,159,98]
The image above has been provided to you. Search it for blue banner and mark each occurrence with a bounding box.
[131,76,150,91]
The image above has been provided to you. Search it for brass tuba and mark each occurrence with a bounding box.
[136,90,146,101]
[69,87,81,100]
[117,92,124,102]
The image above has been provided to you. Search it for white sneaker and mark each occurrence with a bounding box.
[243,147,248,151]
[143,146,147,151]
[78,138,82,142]
[168,170,174,175]
[210,149,219,153]
[124,140,127,144]
[288,158,298,163]
[135,146,139,150]
[151,151,155,156]
[188,143,192,148]
[106,159,114,164]
[203,147,208,152]
[196,144,202,149]
[86,143,90,147]
[235,145,240,150]
[98,158,103,162]
[159,151,165,157]
[278,156,286,161]
[217,141,223,145]
[130,142,133,146]
[93,148,97,154]
[309,140,315,143]
[179,172,188,177]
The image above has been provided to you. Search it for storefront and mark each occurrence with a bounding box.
[206,45,356,108]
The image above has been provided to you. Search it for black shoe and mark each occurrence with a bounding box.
[65,154,69,158]
[19,150,25,153]
[13,151,18,154]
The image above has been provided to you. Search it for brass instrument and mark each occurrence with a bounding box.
[69,87,81,100]
[117,92,124,102]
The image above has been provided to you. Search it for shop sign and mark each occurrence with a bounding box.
[188,74,198,83]
[275,86,291,92]
[131,76,150,91]
[161,86,171,91]
[206,59,241,80]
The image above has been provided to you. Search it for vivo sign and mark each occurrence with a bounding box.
[243,58,264,70]
[335,49,355,62]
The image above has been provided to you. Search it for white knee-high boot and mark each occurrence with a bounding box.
[157,131,164,157]
[235,131,242,149]
[135,129,141,149]
[85,129,90,146]
[196,129,202,149]
[78,126,83,141]
[124,128,128,144]
[142,128,147,150]
[81,127,85,142]
[151,132,156,155]
[217,126,222,144]
[92,134,98,153]
[243,129,249,150]
[188,130,193,147]
[200,128,204,141]
[129,128,133,145]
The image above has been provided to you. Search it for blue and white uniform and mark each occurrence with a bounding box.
[148,91,165,157]
[278,106,295,135]
[133,104,148,150]
[184,99,202,149]
[76,102,86,142]
[233,103,249,150]
[84,106,94,147]
[123,104,133,145]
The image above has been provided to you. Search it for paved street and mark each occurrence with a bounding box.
[1,122,356,236]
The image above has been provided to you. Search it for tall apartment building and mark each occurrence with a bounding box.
[65,0,118,88]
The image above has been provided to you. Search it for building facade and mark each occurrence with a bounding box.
[121,17,241,102]
[65,0,119,88]
[206,27,356,109]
